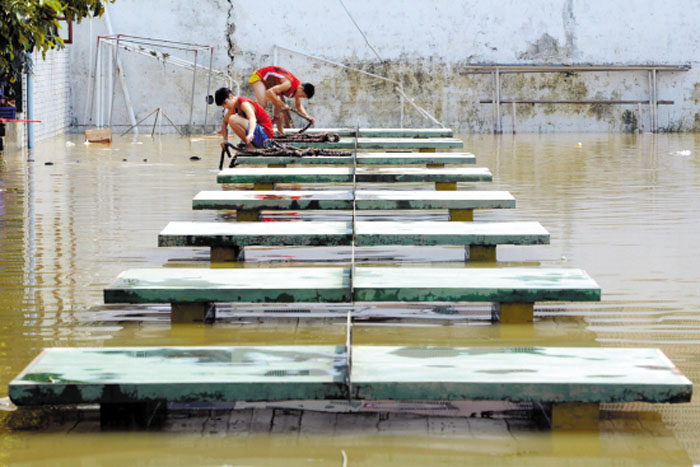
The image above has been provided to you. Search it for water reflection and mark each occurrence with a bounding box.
[0,132,699,464]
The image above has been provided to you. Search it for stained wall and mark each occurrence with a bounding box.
[67,0,700,132]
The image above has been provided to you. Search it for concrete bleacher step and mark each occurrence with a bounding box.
[158,220,550,262]
[235,152,476,166]
[192,189,515,221]
[282,127,454,138]
[103,267,600,324]
[216,167,492,191]
[9,346,691,430]
[285,137,464,150]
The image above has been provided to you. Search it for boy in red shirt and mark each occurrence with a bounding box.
[214,87,274,149]
[249,65,315,133]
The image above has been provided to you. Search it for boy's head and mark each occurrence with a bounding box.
[300,83,315,99]
[214,87,234,106]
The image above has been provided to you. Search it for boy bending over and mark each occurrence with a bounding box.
[249,65,315,133]
[215,87,274,149]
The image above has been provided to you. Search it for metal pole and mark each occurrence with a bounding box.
[351,121,358,304]
[88,37,101,125]
[648,71,653,133]
[653,69,658,132]
[495,67,502,134]
[512,101,516,134]
[151,108,159,137]
[97,42,103,127]
[108,37,121,127]
[119,108,158,136]
[106,42,113,126]
[492,71,497,133]
[103,9,138,133]
[188,50,197,135]
[26,53,34,150]
[637,102,643,133]
[203,47,213,131]
[83,20,95,124]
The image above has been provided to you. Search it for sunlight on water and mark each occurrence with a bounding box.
[1,132,699,465]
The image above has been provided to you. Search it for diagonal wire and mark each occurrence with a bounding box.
[273,45,446,128]
[338,0,385,63]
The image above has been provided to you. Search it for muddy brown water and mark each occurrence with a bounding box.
[1,133,699,465]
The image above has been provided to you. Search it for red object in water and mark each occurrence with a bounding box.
[254,194,303,201]
[0,118,42,123]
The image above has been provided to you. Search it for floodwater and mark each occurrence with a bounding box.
[1,132,700,465]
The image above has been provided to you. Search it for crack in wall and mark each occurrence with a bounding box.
[563,0,578,59]
[225,0,238,75]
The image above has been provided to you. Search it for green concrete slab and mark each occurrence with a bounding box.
[104,268,352,304]
[159,221,353,247]
[9,346,347,405]
[355,190,515,210]
[354,221,549,246]
[282,128,454,138]
[217,167,492,184]
[193,190,353,211]
[235,152,476,166]
[193,190,515,211]
[158,221,549,248]
[10,346,690,406]
[350,347,692,403]
[286,137,464,150]
[103,267,599,305]
[218,168,351,184]
[352,267,601,303]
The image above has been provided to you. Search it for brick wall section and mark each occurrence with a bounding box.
[29,48,72,142]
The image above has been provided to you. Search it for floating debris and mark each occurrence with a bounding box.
[0,396,17,412]
[44,162,54,166]
[190,156,201,161]
[670,150,691,156]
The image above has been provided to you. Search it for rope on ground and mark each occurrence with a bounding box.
[272,133,340,143]
[219,141,351,169]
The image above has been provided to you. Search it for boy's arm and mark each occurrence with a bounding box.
[220,110,233,144]
[240,101,257,144]
[265,80,292,110]
[294,95,314,125]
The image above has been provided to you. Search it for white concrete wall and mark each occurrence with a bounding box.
[66,0,700,132]
[30,48,73,141]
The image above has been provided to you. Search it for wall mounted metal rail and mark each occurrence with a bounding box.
[479,99,675,134]
[468,64,690,133]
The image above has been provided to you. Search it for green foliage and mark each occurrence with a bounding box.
[0,0,115,84]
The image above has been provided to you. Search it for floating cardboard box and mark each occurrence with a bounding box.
[85,128,112,143]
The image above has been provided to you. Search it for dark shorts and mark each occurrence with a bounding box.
[247,123,271,148]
